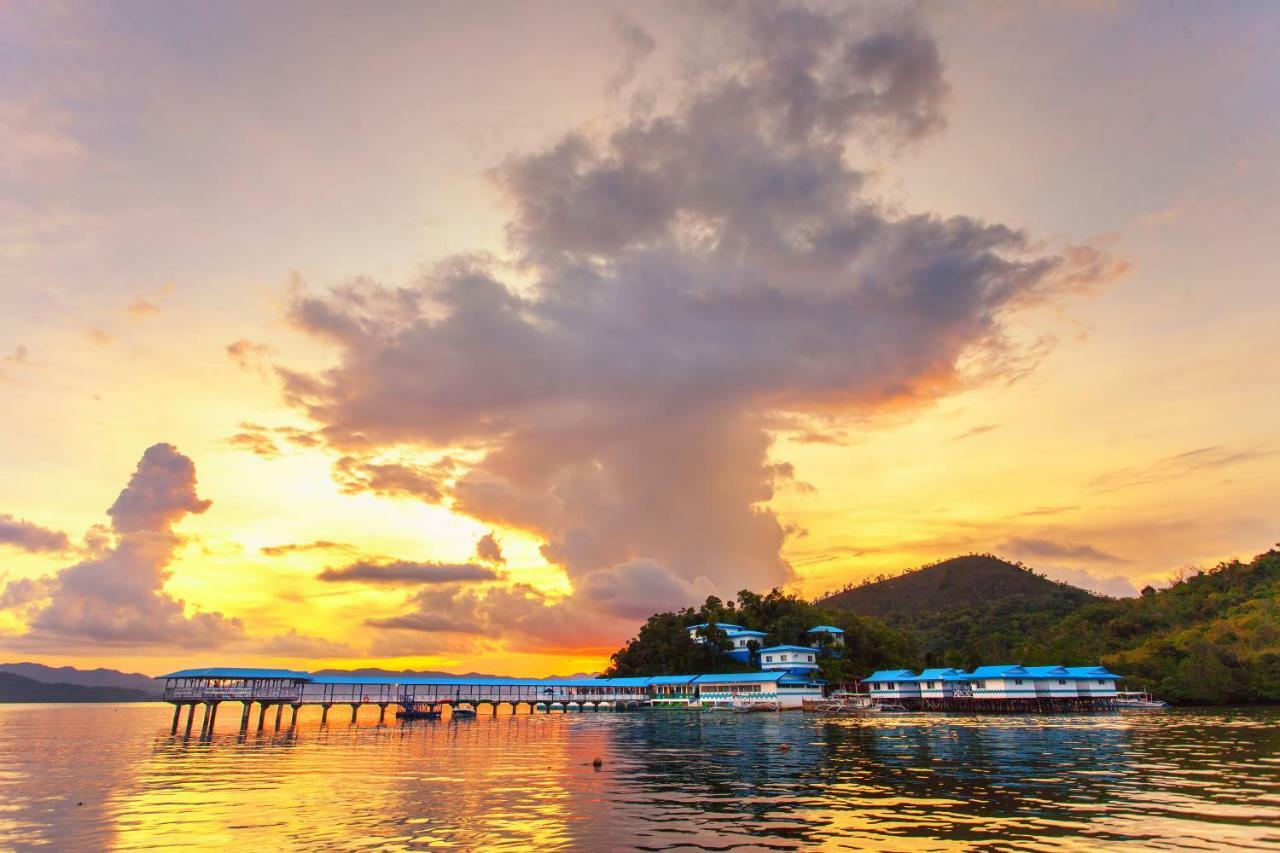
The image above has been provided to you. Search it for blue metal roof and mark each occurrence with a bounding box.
[759,645,816,653]
[1066,666,1123,679]
[917,668,963,680]
[158,667,312,680]
[807,625,844,634]
[693,672,787,684]
[688,622,744,631]
[967,664,1028,679]
[725,629,768,637]
[1023,665,1072,679]
[648,675,698,684]
[862,669,917,683]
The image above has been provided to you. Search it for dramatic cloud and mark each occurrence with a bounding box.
[1001,536,1129,564]
[2,443,244,648]
[0,514,70,553]
[318,560,499,585]
[474,532,505,565]
[951,424,1001,441]
[279,4,1123,645]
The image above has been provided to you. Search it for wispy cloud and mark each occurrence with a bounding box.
[318,560,500,585]
[1090,446,1272,492]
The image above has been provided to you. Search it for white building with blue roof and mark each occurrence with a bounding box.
[759,645,819,673]
[861,669,922,701]
[692,671,823,709]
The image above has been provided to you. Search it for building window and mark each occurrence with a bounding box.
[1014,679,1023,685]
[1058,680,1066,685]
[765,656,773,662]
[1097,680,1105,685]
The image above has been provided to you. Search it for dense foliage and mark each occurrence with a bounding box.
[1024,549,1280,704]
[607,549,1280,705]
[605,589,912,685]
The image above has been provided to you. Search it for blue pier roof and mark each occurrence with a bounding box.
[648,675,698,685]
[158,667,312,680]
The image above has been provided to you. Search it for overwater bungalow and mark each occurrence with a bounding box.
[857,664,1125,712]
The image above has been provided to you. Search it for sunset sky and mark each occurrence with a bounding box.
[1,1,1277,678]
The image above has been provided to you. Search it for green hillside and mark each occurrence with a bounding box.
[819,554,1095,618]
[608,548,1280,705]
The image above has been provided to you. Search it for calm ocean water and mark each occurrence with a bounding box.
[0,703,1275,850]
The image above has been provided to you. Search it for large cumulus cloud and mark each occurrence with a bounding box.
[278,3,1123,649]
[2,443,244,648]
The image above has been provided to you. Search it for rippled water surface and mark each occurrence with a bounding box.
[0,703,1276,850]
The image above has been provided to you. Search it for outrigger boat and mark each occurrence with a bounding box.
[803,691,876,714]
[734,700,781,713]
[1115,691,1169,710]
[449,704,477,719]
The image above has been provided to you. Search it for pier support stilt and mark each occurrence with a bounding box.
[240,701,252,732]
[184,703,197,736]
[350,703,359,725]
[257,702,269,732]
[170,703,181,734]
[290,704,299,729]
[199,702,212,736]
[275,703,284,730]
[320,703,330,726]
[204,701,219,738]
[378,703,387,724]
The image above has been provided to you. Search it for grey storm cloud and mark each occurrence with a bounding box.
[278,3,1124,645]
[0,514,70,553]
[2,443,244,648]
[318,560,500,585]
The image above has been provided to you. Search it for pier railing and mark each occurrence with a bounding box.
[164,686,302,702]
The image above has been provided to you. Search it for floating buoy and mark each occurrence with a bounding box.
[592,757,603,769]
[779,743,790,752]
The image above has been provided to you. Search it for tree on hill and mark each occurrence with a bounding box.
[605,588,912,681]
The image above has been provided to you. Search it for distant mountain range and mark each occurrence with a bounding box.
[0,671,157,703]
[0,662,163,696]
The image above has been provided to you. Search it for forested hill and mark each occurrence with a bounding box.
[818,554,1095,619]
[607,547,1280,705]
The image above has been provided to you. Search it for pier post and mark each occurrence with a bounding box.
[378,703,387,724]
[257,702,269,732]
[320,703,330,726]
[204,701,220,737]
[199,702,212,736]
[240,701,252,732]
[350,703,359,725]
[275,703,284,730]
[289,704,300,729]
[184,703,197,736]
[170,703,181,734]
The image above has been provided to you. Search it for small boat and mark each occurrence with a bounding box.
[734,700,780,713]
[871,704,914,714]
[449,705,477,719]
[396,707,442,720]
[1115,691,1169,710]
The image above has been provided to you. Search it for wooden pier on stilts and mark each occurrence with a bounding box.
[159,668,652,736]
